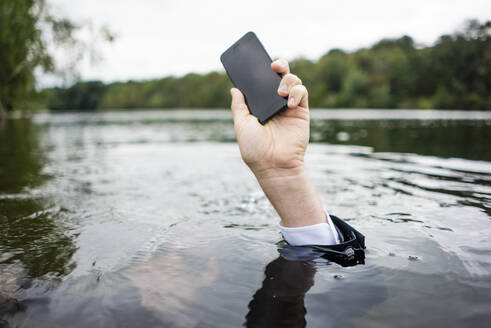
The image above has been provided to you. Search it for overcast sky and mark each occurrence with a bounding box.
[45,0,491,85]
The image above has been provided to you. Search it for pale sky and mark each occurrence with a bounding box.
[44,0,491,85]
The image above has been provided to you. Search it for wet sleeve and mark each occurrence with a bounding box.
[279,210,341,246]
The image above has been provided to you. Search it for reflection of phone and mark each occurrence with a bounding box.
[220,32,287,124]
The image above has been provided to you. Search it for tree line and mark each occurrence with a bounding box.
[44,20,490,111]
[2,5,489,112]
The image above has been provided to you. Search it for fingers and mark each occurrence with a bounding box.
[272,59,304,101]
[271,58,290,76]
[277,73,302,97]
[230,88,249,121]
[287,84,308,109]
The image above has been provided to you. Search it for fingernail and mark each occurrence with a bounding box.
[279,85,288,94]
[289,97,295,106]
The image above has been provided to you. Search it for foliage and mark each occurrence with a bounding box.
[49,19,487,111]
[3,13,490,111]
[0,0,76,111]
[292,21,489,110]
[97,72,232,109]
[0,0,113,114]
[46,81,107,110]
[42,20,490,110]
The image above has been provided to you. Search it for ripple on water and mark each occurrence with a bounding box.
[2,114,491,327]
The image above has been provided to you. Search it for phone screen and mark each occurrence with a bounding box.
[220,32,287,124]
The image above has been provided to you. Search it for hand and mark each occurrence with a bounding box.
[230,59,309,179]
[229,59,326,227]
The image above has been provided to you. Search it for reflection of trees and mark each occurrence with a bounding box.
[0,120,76,279]
[0,120,49,194]
[0,198,77,278]
[311,119,491,161]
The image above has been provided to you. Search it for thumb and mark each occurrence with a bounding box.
[230,88,248,122]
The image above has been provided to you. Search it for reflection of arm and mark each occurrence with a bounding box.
[245,257,316,328]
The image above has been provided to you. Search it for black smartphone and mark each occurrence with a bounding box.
[220,32,287,124]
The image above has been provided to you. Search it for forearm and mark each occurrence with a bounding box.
[254,166,326,228]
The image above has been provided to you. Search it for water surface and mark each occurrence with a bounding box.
[1,110,490,327]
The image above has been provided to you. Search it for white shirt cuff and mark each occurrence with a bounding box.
[279,210,341,246]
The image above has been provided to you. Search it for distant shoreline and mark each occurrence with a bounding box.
[13,108,491,122]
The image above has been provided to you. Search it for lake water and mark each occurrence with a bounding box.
[1,109,490,327]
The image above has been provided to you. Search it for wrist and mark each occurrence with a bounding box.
[252,164,307,182]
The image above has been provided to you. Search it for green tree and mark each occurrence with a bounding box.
[47,81,107,110]
[0,0,75,114]
[0,0,113,116]
[423,20,491,109]
[39,19,490,111]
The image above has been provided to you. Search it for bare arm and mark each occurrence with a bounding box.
[229,59,326,228]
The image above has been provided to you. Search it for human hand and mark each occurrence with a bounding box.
[229,59,309,180]
[229,59,325,227]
